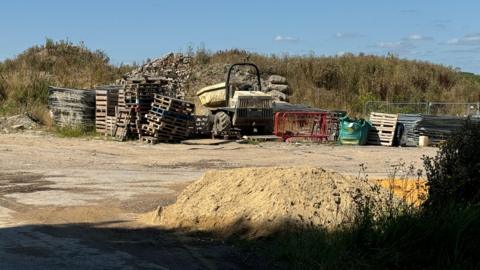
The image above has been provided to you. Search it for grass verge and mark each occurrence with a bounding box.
[238,204,480,270]
[54,125,98,138]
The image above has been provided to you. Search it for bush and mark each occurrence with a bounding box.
[423,120,480,209]
[54,125,97,138]
[0,39,134,120]
[241,203,480,270]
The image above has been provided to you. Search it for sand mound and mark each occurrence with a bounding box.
[143,167,393,237]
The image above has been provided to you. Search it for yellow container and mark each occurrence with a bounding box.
[196,82,226,107]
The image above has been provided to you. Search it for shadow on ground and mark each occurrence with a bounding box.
[0,221,264,270]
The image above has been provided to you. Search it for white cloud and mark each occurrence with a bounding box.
[335,32,362,38]
[378,41,404,49]
[377,40,416,54]
[274,35,299,42]
[406,34,432,41]
[447,38,460,44]
[446,33,480,45]
[376,34,433,55]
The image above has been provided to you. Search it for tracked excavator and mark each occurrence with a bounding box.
[196,63,273,137]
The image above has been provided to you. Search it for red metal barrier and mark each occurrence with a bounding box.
[274,111,338,142]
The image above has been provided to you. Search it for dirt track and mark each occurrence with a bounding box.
[0,132,437,269]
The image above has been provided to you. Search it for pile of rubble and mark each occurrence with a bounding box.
[263,75,290,102]
[122,53,192,99]
[0,114,38,133]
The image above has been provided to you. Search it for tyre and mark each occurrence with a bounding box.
[213,111,231,136]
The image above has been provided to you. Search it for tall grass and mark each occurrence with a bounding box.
[237,123,480,270]
[0,39,134,124]
[2,42,479,125]
[248,205,480,270]
[188,50,480,115]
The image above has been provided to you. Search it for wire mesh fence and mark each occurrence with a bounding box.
[364,101,480,116]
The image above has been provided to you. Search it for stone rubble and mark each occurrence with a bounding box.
[0,114,38,133]
[122,53,193,99]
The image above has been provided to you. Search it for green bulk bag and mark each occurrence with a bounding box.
[338,117,372,145]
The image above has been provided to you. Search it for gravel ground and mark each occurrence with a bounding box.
[0,132,437,269]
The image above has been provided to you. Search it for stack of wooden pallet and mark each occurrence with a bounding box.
[95,90,108,133]
[118,77,168,138]
[95,88,119,134]
[367,112,398,146]
[141,94,195,143]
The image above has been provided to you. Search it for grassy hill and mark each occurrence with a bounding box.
[187,49,480,115]
[0,39,132,123]
[1,41,479,124]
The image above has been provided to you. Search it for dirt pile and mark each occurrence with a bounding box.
[0,114,38,133]
[143,167,394,237]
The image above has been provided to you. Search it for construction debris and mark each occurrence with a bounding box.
[48,87,95,128]
[140,94,195,143]
[0,114,38,133]
[122,53,192,99]
[265,75,290,101]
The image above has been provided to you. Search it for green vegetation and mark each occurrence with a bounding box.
[189,49,480,115]
[1,42,479,123]
[0,39,133,124]
[244,205,479,270]
[54,125,99,138]
[424,120,480,208]
[236,122,480,269]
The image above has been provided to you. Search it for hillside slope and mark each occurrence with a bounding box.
[0,39,132,122]
[186,50,480,114]
[1,42,479,123]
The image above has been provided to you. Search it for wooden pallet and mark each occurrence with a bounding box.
[141,125,189,138]
[140,136,159,144]
[153,95,194,111]
[105,116,116,137]
[367,112,398,146]
[114,110,132,141]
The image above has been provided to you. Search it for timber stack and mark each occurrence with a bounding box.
[117,77,168,139]
[95,87,119,134]
[140,94,195,144]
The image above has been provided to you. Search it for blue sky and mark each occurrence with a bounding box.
[1,0,480,73]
